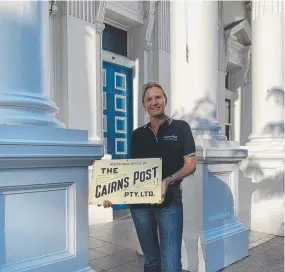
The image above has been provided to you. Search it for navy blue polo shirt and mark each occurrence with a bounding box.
[130,117,196,186]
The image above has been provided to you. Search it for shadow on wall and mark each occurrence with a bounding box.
[239,86,284,236]
[263,87,284,135]
[239,162,284,236]
[171,97,247,271]
[182,170,238,271]
[171,93,284,271]
[171,94,217,126]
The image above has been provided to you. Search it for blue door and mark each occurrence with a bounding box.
[103,62,133,210]
[102,61,133,159]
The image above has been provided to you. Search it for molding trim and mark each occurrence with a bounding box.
[106,1,144,22]
[224,19,252,71]
[0,125,103,169]
[144,1,156,52]
[243,45,252,82]
[63,2,96,24]
[96,1,107,34]
[224,36,233,72]
[252,0,284,20]
[226,19,251,46]
[0,92,65,128]
[95,22,105,34]
[154,0,170,52]
[225,88,235,100]
[103,50,135,68]
[104,18,128,31]
[245,1,252,11]
[218,1,225,71]
[245,1,252,14]
[199,148,248,164]
[49,1,58,17]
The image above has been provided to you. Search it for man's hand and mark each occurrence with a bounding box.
[157,177,170,204]
[103,200,112,208]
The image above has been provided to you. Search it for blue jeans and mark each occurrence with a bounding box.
[130,185,183,272]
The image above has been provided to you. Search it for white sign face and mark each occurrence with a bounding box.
[90,158,162,205]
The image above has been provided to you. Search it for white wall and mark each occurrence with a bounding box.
[129,22,153,127]
[63,16,95,132]
[58,15,111,226]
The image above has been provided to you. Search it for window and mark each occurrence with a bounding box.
[225,99,231,140]
[225,72,229,89]
[102,24,128,57]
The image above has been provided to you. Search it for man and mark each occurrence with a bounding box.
[104,81,196,272]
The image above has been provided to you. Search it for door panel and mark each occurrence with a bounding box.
[103,61,133,160]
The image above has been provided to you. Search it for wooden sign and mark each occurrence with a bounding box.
[90,158,162,205]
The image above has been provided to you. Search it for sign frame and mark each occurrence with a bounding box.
[90,158,162,205]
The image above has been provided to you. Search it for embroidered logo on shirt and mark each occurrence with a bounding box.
[163,135,177,141]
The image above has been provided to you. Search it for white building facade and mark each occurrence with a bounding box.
[50,0,284,233]
[0,1,283,272]
[47,1,284,270]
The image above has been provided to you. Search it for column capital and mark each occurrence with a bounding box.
[252,0,284,20]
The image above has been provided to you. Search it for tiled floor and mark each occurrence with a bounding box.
[88,215,281,272]
[221,236,284,272]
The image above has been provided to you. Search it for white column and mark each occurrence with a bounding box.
[0,2,64,127]
[170,0,224,143]
[240,0,284,235]
[153,0,171,116]
[169,1,249,271]
[251,0,284,140]
[0,2,102,271]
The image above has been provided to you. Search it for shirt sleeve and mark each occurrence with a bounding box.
[181,121,196,158]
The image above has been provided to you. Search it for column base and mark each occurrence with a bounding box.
[138,145,249,271]
[0,92,65,128]
[240,136,284,236]
[183,220,248,272]
[0,125,103,271]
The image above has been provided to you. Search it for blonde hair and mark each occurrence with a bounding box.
[142,81,168,104]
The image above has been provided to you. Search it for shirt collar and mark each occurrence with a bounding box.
[144,116,173,129]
